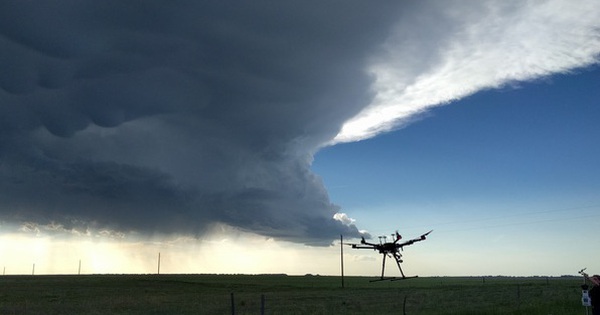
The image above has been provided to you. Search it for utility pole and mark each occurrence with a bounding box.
[340,234,345,288]
[78,259,81,275]
[157,252,161,275]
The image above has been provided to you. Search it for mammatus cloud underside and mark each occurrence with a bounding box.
[0,0,598,245]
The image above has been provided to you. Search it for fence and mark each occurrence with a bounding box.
[0,275,586,314]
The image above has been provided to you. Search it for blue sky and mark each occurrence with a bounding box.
[316,67,600,210]
[314,66,600,276]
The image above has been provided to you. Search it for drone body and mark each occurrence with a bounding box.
[348,230,432,281]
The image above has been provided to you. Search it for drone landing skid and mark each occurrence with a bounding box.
[391,275,418,281]
[369,277,396,283]
[369,276,418,282]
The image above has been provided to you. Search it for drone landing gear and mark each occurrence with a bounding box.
[369,276,418,282]
[370,253,418,282]
[391,276,418,281]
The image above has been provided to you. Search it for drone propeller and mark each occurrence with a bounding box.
[393,230,402,243]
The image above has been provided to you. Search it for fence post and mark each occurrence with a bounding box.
[261,294,265,315]
[230,292,235,315]
[516,284,521,311]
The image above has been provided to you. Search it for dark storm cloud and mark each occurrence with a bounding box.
[0,1,401,244]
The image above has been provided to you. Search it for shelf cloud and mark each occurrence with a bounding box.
[0,0,598,245]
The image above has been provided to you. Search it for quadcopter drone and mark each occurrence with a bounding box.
[347,230,432,281]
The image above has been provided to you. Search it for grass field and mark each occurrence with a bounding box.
[0,274,588,314]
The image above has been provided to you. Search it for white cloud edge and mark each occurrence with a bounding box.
[332,0,600,145]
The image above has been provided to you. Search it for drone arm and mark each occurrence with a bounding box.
[398,239,417,248]
[397,230,432,248]
[350,245,377,250]
[357,238,379,247]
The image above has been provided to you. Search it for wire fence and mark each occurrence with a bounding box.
[0,274,589,315]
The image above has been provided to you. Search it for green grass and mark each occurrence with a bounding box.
[0,274,587,314]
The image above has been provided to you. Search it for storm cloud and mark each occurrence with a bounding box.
[0,0,404,244]
[1,1,598,245]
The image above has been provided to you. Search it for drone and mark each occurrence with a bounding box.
[347,230,432,281]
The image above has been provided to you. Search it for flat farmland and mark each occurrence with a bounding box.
[0,274,586,314]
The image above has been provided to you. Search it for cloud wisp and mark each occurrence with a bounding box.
[334,0,600,143]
